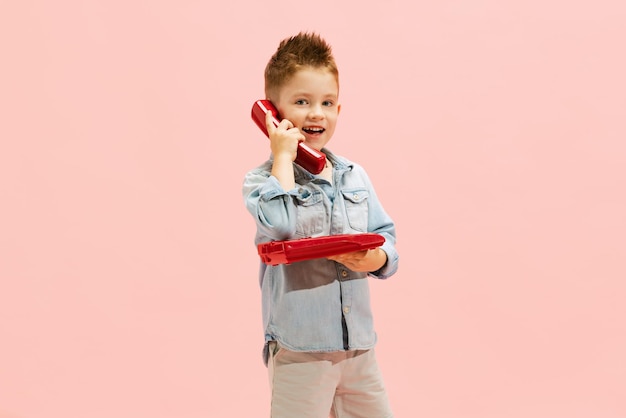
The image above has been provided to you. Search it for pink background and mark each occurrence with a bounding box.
[1,1,625,417]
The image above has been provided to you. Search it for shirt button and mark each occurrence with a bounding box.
[343,306,350,314]
[353,193,359,200]
[341,270,348,278]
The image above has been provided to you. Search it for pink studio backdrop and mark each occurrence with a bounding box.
[1,1,625,417]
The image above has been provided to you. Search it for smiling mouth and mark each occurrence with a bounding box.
[302,127,325,135]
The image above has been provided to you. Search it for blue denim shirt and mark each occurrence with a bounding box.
[243,149,399,362]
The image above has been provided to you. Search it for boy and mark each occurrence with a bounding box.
[242,32,399,418]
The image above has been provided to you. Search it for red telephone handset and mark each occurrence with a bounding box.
[251,100,326,174]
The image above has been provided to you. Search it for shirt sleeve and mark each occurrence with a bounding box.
[359,167,399,279]
[242,167,299,243]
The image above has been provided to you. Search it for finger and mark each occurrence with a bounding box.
[279,118,294,130]
[288,128,305,143]
[265,110,278,134]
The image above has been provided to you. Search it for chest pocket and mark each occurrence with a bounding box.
[294,189,325,237]
[341,188,369,232]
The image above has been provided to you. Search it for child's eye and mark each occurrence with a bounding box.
[295,99,308,105]
[323,101,334,107]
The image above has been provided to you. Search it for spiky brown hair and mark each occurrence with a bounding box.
[264,32,339,100]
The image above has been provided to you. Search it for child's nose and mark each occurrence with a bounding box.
[309,104,324,119]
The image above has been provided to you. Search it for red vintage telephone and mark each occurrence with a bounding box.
[251,100,326,174]
[251,100,384,265]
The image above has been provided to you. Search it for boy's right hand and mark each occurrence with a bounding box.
[266,110,304,163]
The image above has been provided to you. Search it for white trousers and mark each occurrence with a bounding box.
[267,342,393,418]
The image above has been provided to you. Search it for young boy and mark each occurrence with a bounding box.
[242,32,399,418]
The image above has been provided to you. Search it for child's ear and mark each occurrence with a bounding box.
[337,103,342,115]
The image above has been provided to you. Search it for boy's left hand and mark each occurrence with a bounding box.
[328,248,387,273]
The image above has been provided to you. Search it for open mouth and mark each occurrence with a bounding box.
[302,126,325,135]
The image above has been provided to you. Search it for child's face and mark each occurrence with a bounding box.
[273,67,341,152]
